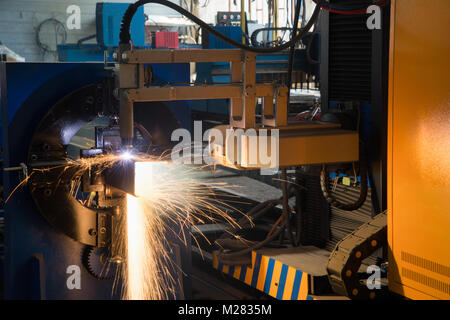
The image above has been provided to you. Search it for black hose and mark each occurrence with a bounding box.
[306,31,320,64]
[286,0,303,108]
[250,27,293,47]
[119,0,322,53]
[320,142,368,211]
[216,183,300,265]
[216,199,282,242]
[216,220,287,265]
[215,199,284,265]
[215,238,257,251]
[306,9,321,65]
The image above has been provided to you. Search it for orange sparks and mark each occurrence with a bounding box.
[7,153,246,300]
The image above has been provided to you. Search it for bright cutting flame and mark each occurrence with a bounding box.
[121,151,133,161]
[125,194,171,300]
[121,160,243,300]
[123,162,174,300]
[125,194,146,299]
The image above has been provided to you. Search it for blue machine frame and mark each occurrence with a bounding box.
[0,62,191,299]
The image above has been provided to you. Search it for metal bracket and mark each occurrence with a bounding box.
[4,162,28,181]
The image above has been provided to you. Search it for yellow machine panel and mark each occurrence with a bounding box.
[388,0,450,299]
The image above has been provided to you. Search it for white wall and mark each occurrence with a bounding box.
[197,0,230,24]
[145,0,183,16]
[0,0,134,62]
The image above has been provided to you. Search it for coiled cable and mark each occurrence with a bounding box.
[320,142,368,211]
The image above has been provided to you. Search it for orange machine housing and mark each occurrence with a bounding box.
[387,0,450,299]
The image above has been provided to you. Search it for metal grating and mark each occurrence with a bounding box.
[298,173,376,259]
[401,252,450,278]
[402,268,450,296]
[325,181,373,252]
[298,173,330,248]
[328,0,373,102]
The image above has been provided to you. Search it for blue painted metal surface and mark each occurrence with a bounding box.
[207,26,243,49]
[57,44,116,62]
[96,2,145,47]
[0,62,191,299]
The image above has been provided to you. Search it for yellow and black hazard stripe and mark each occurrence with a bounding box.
[213,251,315,300]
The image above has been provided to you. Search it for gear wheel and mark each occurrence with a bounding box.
[82,246,119,280]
